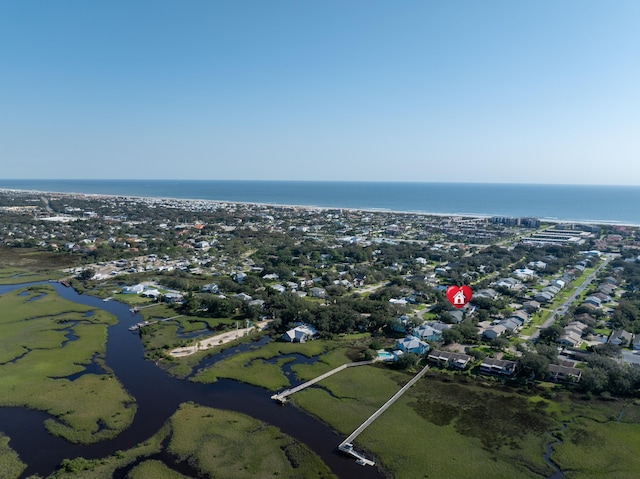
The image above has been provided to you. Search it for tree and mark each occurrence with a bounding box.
[517,352,550,379]
[442,328,463,345]
[77,268,95,281]
[394,352,419,370]
[538,324,563,344]
[180,292,199,315]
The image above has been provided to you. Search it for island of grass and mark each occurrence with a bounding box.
[0,285,136,444]
[48,402,335,479]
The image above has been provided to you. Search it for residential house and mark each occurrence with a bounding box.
[140,289,161,299]
[557,332,583,348]
[413,324,442,342]
[508,310,530,324]
[391,315,412,333]
[475,288,499,300]
[483,324,507,340]
[498,318,522,332]
[495,277,520,289]
[522,300,541,313]
[271,284,286,294]
[309,287,327,298]
[479,358,516,376]
[424,321,452,333]
[513,268,536,280]
[609,330,633,347]
[548,364,582,383]
[201,283,219,294]
[282,323,318,343]
[534,291,554,303]
[427,350,472,369]
[235,293,253,301]
[448,310,464,324]
[528,260,548,270]
[122,284,145,294]
[395,336,429,355]
[543,286,560,296]
[583,296,602,308]
[163,292,184,303]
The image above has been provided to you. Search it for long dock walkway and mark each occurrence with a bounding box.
[271,360,374,403]
[338,364,430,466]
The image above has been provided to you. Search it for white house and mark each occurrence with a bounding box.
[122,284,144,294]
[201,283,219,293]
[282,324,317,343]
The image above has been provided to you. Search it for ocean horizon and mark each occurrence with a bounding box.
[0,179,638,226]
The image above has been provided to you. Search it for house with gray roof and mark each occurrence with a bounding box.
[413,324,442,342]
[480,358,516,376]
[282,324,317,343]
[395,336,429,355]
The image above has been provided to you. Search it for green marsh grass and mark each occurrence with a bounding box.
[0,286,136,444]
[167,403,335,479]
[126,460,190,479]
[0,433,26,479]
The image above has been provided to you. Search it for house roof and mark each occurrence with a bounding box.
[548,364,582,377]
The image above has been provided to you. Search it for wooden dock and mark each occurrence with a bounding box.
[128,314,184,331]
[271,360,374,403]
[337,364,430,466]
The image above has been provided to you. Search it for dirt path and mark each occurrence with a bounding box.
[169,320,270,357]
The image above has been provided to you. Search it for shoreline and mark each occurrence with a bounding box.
[1,186,638,228]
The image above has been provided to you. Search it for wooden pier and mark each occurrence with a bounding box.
[337,364,430,466]
[270,360,374,404]
[128,314,184,331]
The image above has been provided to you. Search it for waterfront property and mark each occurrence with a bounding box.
[281,323,318,343]
[479,358,516,376]
[427,350,472,369]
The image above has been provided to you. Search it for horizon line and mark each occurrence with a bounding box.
[1,179,639,188]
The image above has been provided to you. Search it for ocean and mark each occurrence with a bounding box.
[0,179,638,225]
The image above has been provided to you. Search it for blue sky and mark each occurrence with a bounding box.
[1,1,639,184]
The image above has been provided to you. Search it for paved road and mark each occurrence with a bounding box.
[530,253,617,340]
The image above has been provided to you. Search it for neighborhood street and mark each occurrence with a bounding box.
[530,253,617,340]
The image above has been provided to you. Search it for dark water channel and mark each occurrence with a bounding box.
[0,283,383,479]
[543,424,566,479]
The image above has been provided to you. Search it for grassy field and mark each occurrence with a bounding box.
[50,403,335,479]
[0,433,26,479]
[0,285,136,444]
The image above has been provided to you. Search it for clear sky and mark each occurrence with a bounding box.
[1,1,639,184]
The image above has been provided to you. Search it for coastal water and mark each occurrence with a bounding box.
[0,282,383,479]
[0,179,639,225]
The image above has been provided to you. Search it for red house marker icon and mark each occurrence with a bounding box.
[446,285,472,309]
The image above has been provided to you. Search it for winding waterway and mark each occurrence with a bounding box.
[0,282,384,479]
